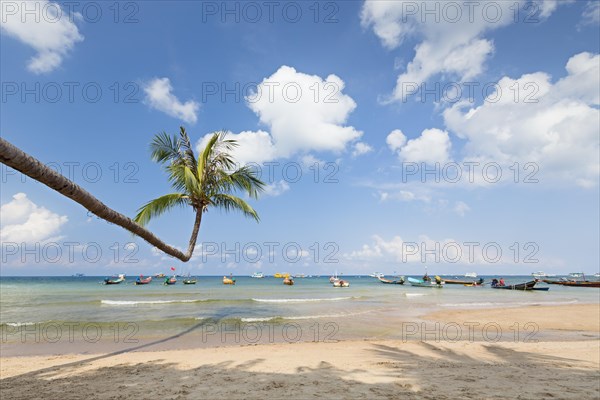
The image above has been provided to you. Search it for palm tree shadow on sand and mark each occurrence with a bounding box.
[1,334,599,400]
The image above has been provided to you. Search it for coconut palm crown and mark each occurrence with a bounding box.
[133,127,265,257]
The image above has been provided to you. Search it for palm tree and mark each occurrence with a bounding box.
[133,127,265,260]
[0,128,264,262]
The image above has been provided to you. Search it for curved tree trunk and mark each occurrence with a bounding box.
[0,137,198,262]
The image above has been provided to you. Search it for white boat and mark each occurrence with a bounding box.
[251,272,264,278]
[332,279,350,287]
[532,271,556,278]
[569,272,583,278]
[369,272,384,278]
[464,272,477,278]
[594,273,600,278]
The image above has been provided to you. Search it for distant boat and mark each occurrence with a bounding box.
[568,272,584,278]
[104,274,125,285]
[532,271,556,278]
[594,273,600,278]
[293,274,306,278]
[134,275,152,285]
[369,272,384,278]
[251,272,264,278]
[154,273,165,278]
[274,272,290,278]
[223,276,236,285]
[464,272,477,278]
[377,276,404,285]
[407,277,444,288]
[73,273,85,277]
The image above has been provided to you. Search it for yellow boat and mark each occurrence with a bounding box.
[223,276,236,285]
[274,272,290,279]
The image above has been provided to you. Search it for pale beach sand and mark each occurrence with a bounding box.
[1,304,599,399]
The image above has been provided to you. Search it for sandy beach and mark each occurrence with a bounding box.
[2,303,599,399]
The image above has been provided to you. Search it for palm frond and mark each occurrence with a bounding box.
[150,132,179,164]
[134,193,189,227]
[210,193,260,222]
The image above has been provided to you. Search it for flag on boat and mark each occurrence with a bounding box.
[170,267,176,271]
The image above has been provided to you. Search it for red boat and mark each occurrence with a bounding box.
[135,275,152,285]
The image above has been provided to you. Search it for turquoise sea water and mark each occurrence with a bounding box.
[2,275,598,331]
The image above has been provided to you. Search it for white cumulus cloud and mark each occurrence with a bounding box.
[0,193,68,243]
[0,0,84,73]
[443,52,600,187]
[197,66,365,165]
[387,128,451,164]
[361,0,565,102]
[144,78,200,124]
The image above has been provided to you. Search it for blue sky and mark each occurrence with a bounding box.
[1,0,599,276]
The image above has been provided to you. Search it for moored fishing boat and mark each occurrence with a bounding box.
[332,279,350,287]
[407,277,444,288]
[377,276,404,284]
[134,275,152,285]
[223,276,236,285]
[491,280,544,290]
[183,277,197,284]
[559,281,600,288]
[444,278,484,285]
[104,274,125,285]
[164,276,177,285]
[283,277,294,285]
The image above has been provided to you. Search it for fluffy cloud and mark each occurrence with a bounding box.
[144,78,200,124]
[0,0,83,73]
[444,52,600,187]
[247,66,362,157]
[352,142,373,157]
[387,128,451,164]
[0,193,68,243]
[361,0,565,102]
[262,180,290,197]
[197,66,365,164]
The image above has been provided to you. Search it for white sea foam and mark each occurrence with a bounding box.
[241,310,370,322]
[404,293,426,297]
[251,297,354,303]
[101,299,203,306]
[440,300,579,308]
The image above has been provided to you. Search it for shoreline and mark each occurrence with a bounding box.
[1,303,598,357]
[2,303,599,399]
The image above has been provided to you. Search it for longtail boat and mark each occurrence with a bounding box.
[134,275,152,285]
[558,281,600,288]
[104,274,125,285]
[492,280,540,290]
[377,276,404,284]
[332,279,349,287]
[223,276,236,285]
[164,276,177,285]
[283,277,294,285]
[407,277,444,288]
[445,278,484,285]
